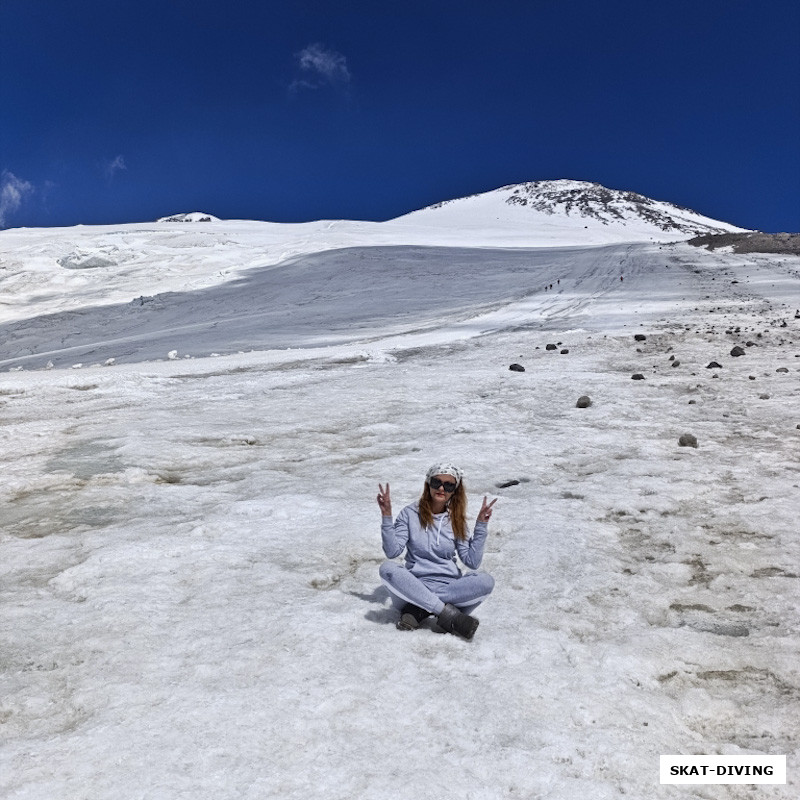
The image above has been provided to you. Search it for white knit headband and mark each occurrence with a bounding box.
[425,462,463,486]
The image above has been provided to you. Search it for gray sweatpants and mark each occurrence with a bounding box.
[379,560,495,616]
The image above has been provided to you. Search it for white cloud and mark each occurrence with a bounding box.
[104,155,127,181]
[291,43,351,93]
[0,171,34,228]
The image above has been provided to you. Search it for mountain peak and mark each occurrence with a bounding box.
[404,179,746,242]
[158,212,220,223]
[500,180,704,232]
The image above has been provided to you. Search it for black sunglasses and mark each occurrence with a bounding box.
[429,477,457,493]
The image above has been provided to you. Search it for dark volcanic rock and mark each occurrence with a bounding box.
[687,231,800,255]
[634,334,647,342]
[707,361,723,369]
[679,434,698,448]
[730,346,746,357]
[509,363,526,372]
[576,395,592,408]
[546,343,558,351]
[631,373,645,380]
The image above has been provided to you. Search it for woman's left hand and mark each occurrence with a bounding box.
[477,496,498,523]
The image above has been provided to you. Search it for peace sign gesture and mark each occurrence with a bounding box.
[476,496,498,524]
[377,483,393,517]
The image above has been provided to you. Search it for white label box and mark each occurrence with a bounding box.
[660,755,786,784]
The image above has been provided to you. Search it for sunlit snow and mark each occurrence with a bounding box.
[0,191,797,799]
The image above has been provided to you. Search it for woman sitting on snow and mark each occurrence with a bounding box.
[377,463,497,641]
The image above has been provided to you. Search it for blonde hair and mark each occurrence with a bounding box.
[418,479,468,540]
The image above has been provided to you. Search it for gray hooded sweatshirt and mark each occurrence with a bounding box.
[381,502,489,582]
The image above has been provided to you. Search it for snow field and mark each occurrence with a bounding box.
[2,293,799,798]
[1,222,798,798]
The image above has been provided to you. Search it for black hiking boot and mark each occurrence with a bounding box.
[436,603,479,641]
[396,603,430,631]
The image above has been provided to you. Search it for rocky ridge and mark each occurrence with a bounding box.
[157,212,219,223]
[424,179,744,237]
[688,231,800,255]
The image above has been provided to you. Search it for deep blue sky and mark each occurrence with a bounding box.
[2,0,798,231]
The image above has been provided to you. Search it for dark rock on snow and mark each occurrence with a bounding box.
[576,395,592,408]
[687,231,800,255]
[509,363,526,372]
[679,434,699,448]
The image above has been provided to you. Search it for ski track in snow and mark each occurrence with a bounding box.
[0,229,799,799]
[1,243,651,370]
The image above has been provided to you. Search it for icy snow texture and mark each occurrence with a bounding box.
[0,186,797,799]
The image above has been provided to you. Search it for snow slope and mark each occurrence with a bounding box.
[0,243,693,370]
[0,186,798,800]
[0,180,746,329]
[390,179,749,246]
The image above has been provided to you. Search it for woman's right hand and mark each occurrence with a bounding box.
[377,483,392,517]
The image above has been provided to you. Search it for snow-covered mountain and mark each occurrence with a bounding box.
[391,179,747,244]
[0,180,749,334]
[157,212,220,223]
[504,180,742,233]
[1,178,798,799]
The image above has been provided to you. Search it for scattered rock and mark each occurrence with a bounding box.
[560,349,570,355]
[576,395,592,408]
[671,360,680,368]
[679,434,698,448]
[687,231,800,254]
[759,394,771,400]
[546,344,558,351]
[730,346,746,357]
[496,479,520,489]
[707,361,722,369]
[631,373,645,380]
[509,363,525,372]
[634,334,647,342]
[776,367,789,373]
